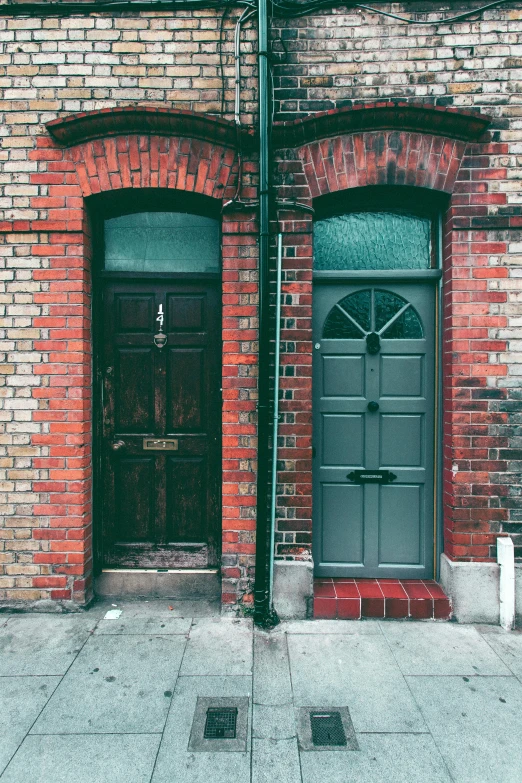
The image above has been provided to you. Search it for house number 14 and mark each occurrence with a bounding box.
[154,304,167,349]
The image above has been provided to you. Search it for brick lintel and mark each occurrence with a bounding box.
[273,103,491,148]
[46,106,255,149]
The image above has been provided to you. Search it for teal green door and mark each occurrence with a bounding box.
[313,283,436,579]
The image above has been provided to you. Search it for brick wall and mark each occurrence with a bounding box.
[0,2,522,607]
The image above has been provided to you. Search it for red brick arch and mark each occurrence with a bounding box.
[67,135,238,200]
[298,131,467,199]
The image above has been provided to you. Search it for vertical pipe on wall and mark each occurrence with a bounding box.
[253,0,271,625]
[497,536,515,631]
[268,233,283,610]
[435,210,444,581]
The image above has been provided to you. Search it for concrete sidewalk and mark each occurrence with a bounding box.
[1,602,522,783]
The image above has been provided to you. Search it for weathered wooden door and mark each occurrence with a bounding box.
[313,282,436,579]
[99,280,221,569]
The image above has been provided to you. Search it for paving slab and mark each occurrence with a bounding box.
[282,620,381,635]
[407,674,522,782]
[0,733,160,783]
[253,630,293,706]
[0,616,96,676]
[0,676,61,776]
[300,734,452,783]
[91,599,219,618]
[252,737,301,783]
[151,675,252,783]
[380,621,511,676]
[253,703,296,740]
[287,633,427,733]
[31,634,185,734]
[180,617,253,676]
[94,616,192,636]
[477,626,522,680]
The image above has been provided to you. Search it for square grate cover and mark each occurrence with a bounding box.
[310,711,347,746]
[204,707,238,739]
[297,707,359,752]
[188,697,249,752]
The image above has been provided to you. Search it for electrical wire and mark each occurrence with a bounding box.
[1,0,516,22]
[222,5,257,208]
[219,1,233,115]
[268,0,276,133]
[271,0,517,23]
[0,0,256,14]
[354,0,515,24]
[2,0,515,24]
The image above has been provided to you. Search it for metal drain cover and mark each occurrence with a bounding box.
[297,707,359,752]
[204,707,238,739]
[310,711,346,746]
[188,697,249,752]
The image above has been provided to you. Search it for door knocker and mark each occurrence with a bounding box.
[154,303,167,349]
[366,332,380,355]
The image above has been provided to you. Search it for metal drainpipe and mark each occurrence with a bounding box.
[268,233,283,611]
[253,0,271,626]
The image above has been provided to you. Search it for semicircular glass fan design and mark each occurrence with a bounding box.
[323,289,423,353]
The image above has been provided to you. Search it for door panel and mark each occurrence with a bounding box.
[380,414,423,466]
[313,282,435,578]
[322,415,364,466]
[99,279,221,569]
[323,354,365,397]
[322,483,364,565]
[166,456,206,542]
[167,294,205,331]
[380,355,423,397]
[379,485,422,565]
[166,348,204,430]
[114,348,155,432]
[116,457,156,542]
[116,294,154,332]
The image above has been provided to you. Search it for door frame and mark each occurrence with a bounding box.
[312,267,443,579]
[89,191,223,576]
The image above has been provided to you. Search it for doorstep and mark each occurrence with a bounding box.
[314,578,452,620]
[95,568,221,600]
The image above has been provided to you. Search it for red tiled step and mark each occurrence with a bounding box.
[314,578,452,621]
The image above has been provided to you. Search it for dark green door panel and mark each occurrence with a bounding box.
[313,282,436,579]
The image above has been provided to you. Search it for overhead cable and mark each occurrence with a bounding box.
[272,0,516,22]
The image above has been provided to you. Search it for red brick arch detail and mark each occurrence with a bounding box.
[298,131,467,199]
[66,135,238,200]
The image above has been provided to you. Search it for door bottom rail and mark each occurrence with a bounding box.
[314,578,451,620]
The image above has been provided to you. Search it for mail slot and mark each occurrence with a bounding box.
[346,470,397,484]
[143,438,179,451]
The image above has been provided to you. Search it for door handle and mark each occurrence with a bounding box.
[111,440,126,452]
[367,401,379,412]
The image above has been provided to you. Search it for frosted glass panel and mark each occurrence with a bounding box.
[313,212,431,271]
[104,212,220,273]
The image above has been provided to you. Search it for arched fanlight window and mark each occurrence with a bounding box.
[104,211,220,273]
[323,289,424,341]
